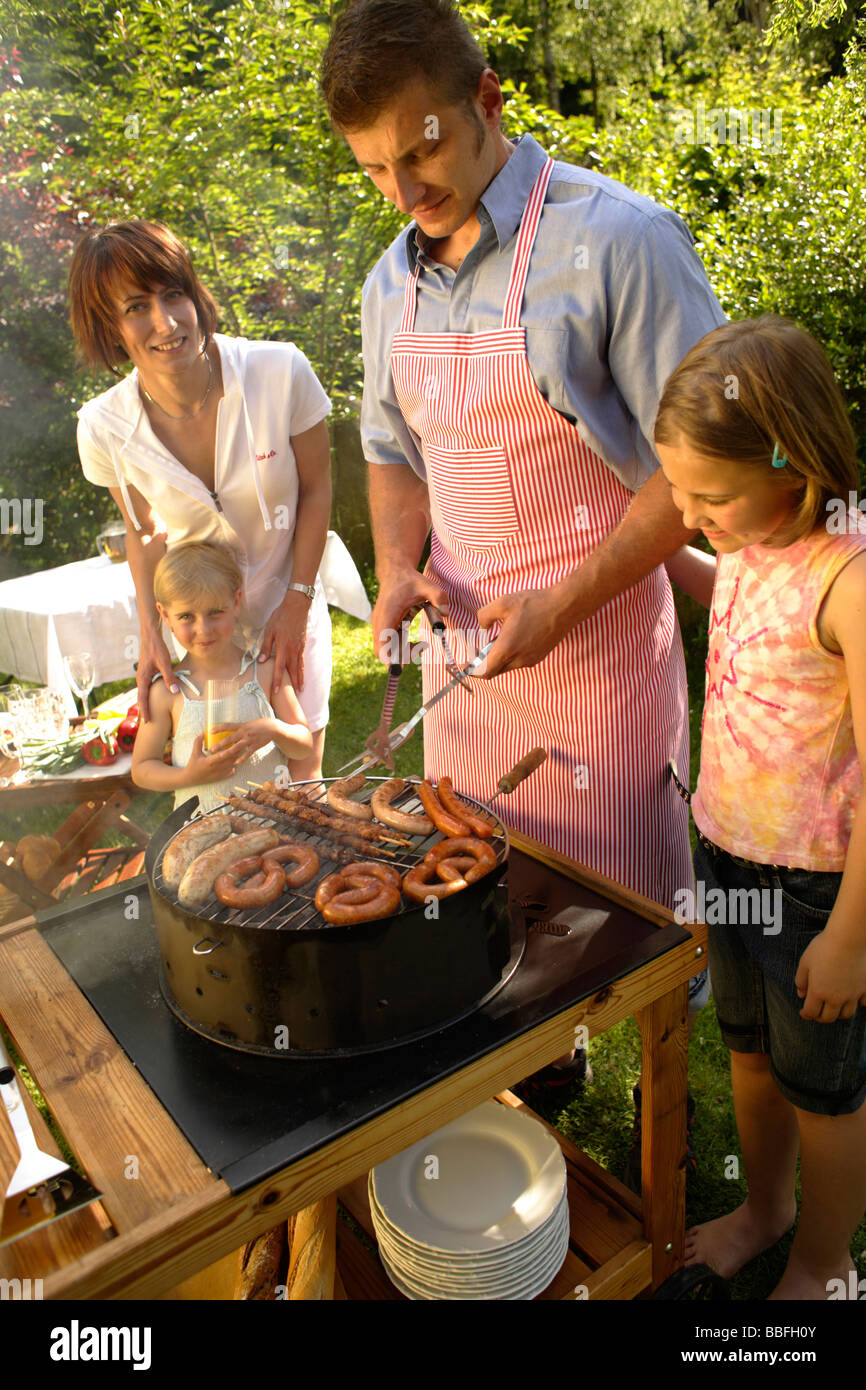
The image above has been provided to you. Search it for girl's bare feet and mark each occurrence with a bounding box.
[685,1198,796,1279]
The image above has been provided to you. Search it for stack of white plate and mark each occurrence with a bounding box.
[369,1101,569,1300]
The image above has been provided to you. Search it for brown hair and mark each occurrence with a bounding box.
[320,0,487,131]
[154,542,242,611]
[68,220,219,374]
[654,315,860,543]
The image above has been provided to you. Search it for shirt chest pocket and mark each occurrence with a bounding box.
[425,443,521,549]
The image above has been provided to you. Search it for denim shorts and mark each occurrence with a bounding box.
[694,838,866,1116]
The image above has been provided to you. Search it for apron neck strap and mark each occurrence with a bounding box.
[501,157,554,330]
[400,258,422,333]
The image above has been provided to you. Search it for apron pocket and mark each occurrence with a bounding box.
[426,444,521,548]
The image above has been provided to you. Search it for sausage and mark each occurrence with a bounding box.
[215,855,287,909]
[161,814,233,889]
[403,836,498,901]
[260,841,320,887]
[371,779,435,836]
[326,774,374,821]
[177,829,281,908]
[314,861,402,925]
[402,862,469,902]
[315,873,382,910]
[435,778,495,839]
[417,780,470,838]
[345,861,402,890]
[423,835,498,883]
[434,854,476,883]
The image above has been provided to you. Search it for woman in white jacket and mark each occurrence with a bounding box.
[69,220,332,780]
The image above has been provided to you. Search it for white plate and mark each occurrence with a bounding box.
[371,1101,566,1254]
[379,1212,570,1301]
[370,1184,569,1272]
[376,1201,570,1293]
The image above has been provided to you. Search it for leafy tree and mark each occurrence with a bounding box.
[0,0,863,589]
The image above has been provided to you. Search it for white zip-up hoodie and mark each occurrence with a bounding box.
[77,334,331,630]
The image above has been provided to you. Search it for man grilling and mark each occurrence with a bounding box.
[320,0,719,1096]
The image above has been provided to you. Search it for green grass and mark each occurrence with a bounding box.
[530,1003,866,1299]
[322,611,424,781]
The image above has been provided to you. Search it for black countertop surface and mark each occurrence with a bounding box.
[35,849,689,1192]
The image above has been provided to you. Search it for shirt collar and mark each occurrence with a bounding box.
[407,133,549,269]
[480,133,548,251]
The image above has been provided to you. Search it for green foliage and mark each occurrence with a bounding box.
[0,0,864,588]
[565,42,866,476]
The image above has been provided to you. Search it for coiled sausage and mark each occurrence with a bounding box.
[314,861,402,925]
[215,854,287,909]
[402,836,498,902]
[261,841,320,887]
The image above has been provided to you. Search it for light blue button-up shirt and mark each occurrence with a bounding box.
[361,133,726,492]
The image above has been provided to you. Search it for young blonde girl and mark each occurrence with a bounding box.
[132,542,312,812]
[654,315,866,1301]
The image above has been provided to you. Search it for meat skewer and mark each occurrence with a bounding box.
[235,789,401,861]
[256,783,411,845]
[259,781,419,845]
[227,798,380,866]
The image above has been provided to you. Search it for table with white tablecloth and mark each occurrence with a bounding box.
[0,556,139,710]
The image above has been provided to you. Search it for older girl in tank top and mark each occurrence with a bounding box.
[654,315,866,1301]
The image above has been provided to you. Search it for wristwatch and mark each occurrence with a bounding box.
[288,581,315,601]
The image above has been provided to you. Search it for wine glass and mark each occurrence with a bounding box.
[63,652,96,717]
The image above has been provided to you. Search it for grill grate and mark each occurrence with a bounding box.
[152,777,508,932]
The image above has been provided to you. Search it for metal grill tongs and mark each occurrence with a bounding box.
[337,624,496,777]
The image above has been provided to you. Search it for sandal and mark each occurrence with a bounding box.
[511,1048,594,1106]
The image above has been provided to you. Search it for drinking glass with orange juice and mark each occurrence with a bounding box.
[205,678,239,753]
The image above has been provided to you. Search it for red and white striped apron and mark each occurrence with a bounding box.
[390,158,690,909]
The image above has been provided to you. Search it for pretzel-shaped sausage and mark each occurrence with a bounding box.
[423,837,497,881]
[402,861,471,901]
[261,841,320,887]
[215,854,287,909]
[403,836,498,901]
[314,861,402,925]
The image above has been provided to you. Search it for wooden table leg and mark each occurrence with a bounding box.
[637,981,689,1292]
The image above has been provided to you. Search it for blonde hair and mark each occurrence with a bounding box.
[154,542,243,610]
[654,315,859,543]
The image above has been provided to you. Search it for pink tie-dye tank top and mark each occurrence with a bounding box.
[692,508,866,870]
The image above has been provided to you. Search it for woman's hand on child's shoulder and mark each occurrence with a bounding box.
[143,674,177,724]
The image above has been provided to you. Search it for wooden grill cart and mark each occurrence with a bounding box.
[0,829,707,1301]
